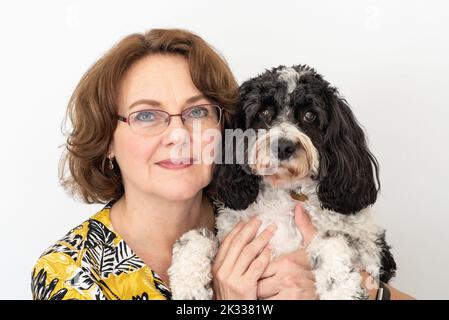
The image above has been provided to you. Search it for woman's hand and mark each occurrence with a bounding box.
[212,217,277,299]
[257,204,319,300]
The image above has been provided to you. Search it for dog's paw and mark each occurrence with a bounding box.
[309,233,369,300]
[168,228,219,300]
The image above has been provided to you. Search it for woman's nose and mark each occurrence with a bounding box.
[160,116,191,146]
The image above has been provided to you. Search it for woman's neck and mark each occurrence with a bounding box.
[109,190,215,255]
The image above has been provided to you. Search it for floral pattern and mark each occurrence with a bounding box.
[31,201,172,300]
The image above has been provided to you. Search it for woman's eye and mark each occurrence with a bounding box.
[136,111,156,122]
[303,111,316,123]
[187,107,208,118]
[258,110,272,122]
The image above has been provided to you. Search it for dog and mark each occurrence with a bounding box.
[168,64,397,300]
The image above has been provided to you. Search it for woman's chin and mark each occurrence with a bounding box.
[153,184,203,201]
[148,167,211,201]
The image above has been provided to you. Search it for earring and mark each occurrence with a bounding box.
[108,154,114,170]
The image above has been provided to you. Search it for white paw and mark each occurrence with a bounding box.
[168,228,218,300]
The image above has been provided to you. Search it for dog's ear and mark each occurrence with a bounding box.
[376,231,397,283]
[211,162,261,211]
[208,88,261,211]
[317,89,380,215]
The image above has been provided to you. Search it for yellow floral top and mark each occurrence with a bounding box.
[31,201,172,300]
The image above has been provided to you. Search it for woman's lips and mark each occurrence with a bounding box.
[156,158,194,169]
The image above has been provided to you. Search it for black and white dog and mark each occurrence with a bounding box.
[168,65,396,300]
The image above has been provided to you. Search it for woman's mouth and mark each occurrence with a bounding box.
[156,158,194,170]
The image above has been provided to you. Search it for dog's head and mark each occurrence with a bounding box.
[212,65,379,215]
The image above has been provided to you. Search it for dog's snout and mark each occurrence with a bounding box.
[273,138,297,160]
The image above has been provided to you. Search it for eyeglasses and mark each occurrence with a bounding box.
[116,104,223,136]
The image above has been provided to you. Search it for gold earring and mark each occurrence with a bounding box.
[108,154,114,170]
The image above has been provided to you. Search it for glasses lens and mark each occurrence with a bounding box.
[129,110,168,135]
[183,105,221,128]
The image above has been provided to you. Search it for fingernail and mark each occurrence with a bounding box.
[266,223,277,232]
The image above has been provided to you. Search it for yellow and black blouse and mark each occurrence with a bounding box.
[31,201,172,300]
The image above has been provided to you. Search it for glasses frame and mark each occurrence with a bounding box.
[116,104,223,136]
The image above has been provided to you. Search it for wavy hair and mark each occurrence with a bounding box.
[59,28,239,203]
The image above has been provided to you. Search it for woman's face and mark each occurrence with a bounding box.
[111,54,218,201]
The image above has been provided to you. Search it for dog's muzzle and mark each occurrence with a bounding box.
[272,138,299,161]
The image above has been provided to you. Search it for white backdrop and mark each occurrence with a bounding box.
[1,0,448,299]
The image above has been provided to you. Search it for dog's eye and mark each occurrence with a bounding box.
[258,110,272,122]
[303,111,316,123]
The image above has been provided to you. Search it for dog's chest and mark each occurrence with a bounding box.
[216,188,318,258]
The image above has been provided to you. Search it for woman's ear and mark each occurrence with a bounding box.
[317,92,380,215]
[107,141,115,157]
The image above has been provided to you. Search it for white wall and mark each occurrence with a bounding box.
[1,0,448,299]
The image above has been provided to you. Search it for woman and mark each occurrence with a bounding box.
[31,28,414,300]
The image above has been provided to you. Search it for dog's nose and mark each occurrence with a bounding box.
[273,138,297,160]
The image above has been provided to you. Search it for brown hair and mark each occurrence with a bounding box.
[59,28,239,204]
